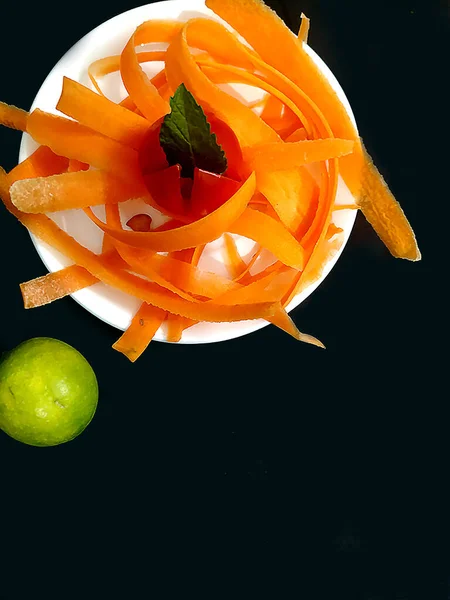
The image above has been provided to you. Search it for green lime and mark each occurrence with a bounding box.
[0,338,98,447]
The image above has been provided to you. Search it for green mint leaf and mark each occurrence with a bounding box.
[159,84,227,179]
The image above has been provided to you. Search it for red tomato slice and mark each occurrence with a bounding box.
[190,168,242,218]
[143,164,187,218]
[138,117,168,175]
[207,114,243,181]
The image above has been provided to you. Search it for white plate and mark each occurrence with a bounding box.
[19,0,358,344]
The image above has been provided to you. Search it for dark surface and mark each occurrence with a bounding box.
[0,0,447,597]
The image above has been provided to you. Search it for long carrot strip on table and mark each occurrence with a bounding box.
[26,110,140,178]
[112,303,166,362]
[84,173,256,251]
[0,101,28,131]
[10,170,147,213]
[358,145,421,260]
[120,21,182,122]
[206,0,420,261]
[57,77,151,150]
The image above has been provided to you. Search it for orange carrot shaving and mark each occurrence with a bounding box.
[333,203,358,211]
[8,146,69,182]
[20,266,98,308]
[246,139,355,172]
[10,170,146,213]
[114,243,239,300]
[102,203,122,253]
[192,244,206,267]
[286,127,308,142]
[283,233,345,308]
[0,101,28,131]
[88,51,167,95]
[230,208,305,269]
[57,77,151,150]
[19,250,126,309]
[84,173,256,251]
[298,13,310,43]
[26,109,140,178]
[269,308,324,347]
[165,248,197,342]
[212,267,296,305]
[358,145,421,260]
[120,21,181,122]
[112,303,166,362]
[260,95,284,123]
[326,223,344,240]
[68,159,90,172]
[234,246,263,282]
[223,233,247,279]
[256,167,319,234]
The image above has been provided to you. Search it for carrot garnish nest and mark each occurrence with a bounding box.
[0,0,420,360]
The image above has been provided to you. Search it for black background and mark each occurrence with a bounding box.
[0,1,447,597]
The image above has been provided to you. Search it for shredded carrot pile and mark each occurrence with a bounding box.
[0,1,420,360]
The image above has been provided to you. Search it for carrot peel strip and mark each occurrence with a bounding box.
[57,77,151,150]
[20,266,98,308]
[113,303,166,362]
[246,139,355,172]
[120,21,181,122]
[357,146,421,261]
[84,173,256,251]
[26,109,140,178]
[230,207,305,270]
[223,233,247,279]
[298,13,310,43]
[8,146,69,182]
[0,101,28,131]
[10,170,146,213]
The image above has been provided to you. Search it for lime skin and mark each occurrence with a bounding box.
[0,338,98,447]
